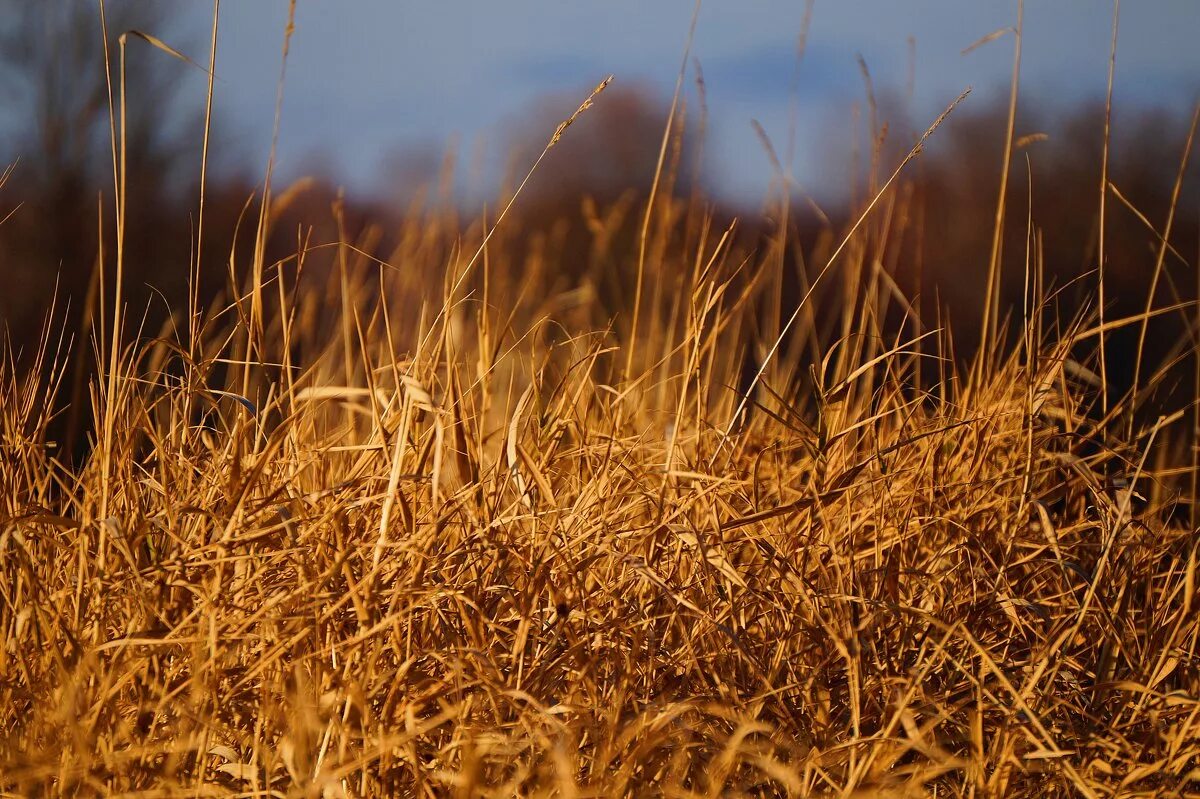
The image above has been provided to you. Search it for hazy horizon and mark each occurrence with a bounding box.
[187,1,1199,206]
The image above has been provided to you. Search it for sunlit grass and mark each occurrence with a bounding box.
[2,6,1199,798]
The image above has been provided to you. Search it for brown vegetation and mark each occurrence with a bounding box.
[2,6,1200,798]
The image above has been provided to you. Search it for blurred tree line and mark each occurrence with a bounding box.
[505,83,1199,412]
[0,2,385,391]
[1,3,1197,445]
[0,1,201,345]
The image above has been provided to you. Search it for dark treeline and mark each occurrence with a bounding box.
[504,85,1200,416]
[1,4,1197,450]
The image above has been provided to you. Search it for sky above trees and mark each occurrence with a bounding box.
[4,1,1197,205]
[184,1,1198,203]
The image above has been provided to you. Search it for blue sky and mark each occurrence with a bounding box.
[176,2,1199,203]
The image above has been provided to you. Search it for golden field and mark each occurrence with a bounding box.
[2,9,1199,798]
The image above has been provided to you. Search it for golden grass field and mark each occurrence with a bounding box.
[3,8,1200,799]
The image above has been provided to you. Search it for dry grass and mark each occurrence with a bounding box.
[3,11,1200,799]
